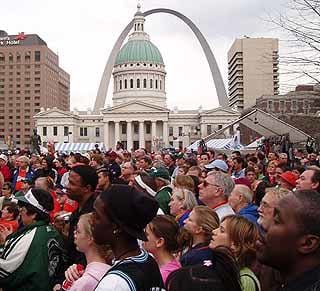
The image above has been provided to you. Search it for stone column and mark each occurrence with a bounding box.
[103,122,109,149]
[151,121,157,151]
[163,121,168,146]
[126,121,132,151]
[139,121,145,149]
[200,123,206,138]
[114,121,120,148]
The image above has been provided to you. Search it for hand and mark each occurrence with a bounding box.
[52,283,61,291]
[0,224,13,242]
[64,264,84,282]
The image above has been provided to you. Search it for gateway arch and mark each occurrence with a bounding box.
[94,8,228,111]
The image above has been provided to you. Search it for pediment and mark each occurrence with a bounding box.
[201,106,240,116]
[35,108,76,119]
[103,101,169,113]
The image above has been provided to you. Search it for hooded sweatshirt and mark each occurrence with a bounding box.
[238,203,259,225]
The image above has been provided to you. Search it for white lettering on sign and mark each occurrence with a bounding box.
[0,39,20,46]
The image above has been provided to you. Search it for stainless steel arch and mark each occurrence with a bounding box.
[94,8,228,111]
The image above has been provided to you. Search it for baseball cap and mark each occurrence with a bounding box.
[280,171,297,187]
[205,159,228,173]
[0,154,8,164]
[149,167,170,181]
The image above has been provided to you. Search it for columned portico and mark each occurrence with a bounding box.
[163,121,168,146]
[114,121,120,147]
[104,122,109,149]
[127,121,133,150]
[139,121,145,148]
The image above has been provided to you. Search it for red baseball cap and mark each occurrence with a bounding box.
[280,171,297,187]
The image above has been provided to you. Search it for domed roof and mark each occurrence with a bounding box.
[115,39,164,66]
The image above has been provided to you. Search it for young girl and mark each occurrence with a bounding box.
[181,206,219,266]
[210,215,261,291]
[62,213,111,291]
[143,215,182,284]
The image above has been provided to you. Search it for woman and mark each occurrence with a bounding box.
[54,158,68,186]
[144,215,182,284]
[210,215,261,291]
[62,213,111,291]
[33,156,57,183]
[181,206,219,267]
[0,188,67,291]
[262,161,278,187]
[169,188,198,227]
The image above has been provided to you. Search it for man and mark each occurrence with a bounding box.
[279,171,297,191]
[204,159,228,173]
[268,152,278,162]
[257,187,292,231]
[12,156,34,192]
[296,166,320,193]
[92,185,163,291]
[198,171,235,221]
[231,157,245,178]
[163,153,176,176]
[150,167,172,214]
[228,184,259,224]
[199,152,210,168]
[139,155,152,171]
[278,153,288,166]
[0,154,11,182]
[120,161,136,184]
[65,165,98,265]
[96,167,111,191]
[256,190,320,290]
[172,152,187,180]
[308,153,320,167]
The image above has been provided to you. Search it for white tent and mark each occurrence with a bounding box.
[203,108,312,144]
[55,142,105,153]
[188,137,243,151]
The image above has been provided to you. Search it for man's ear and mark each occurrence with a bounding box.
[298,234,320,255]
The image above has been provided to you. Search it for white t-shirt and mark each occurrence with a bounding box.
[214,203,235,221]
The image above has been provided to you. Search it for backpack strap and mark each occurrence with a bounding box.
[240,273,259,291]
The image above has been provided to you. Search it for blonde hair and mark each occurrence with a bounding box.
[173,175,195,192]
[172,188,198,211]
[222,215,259,268]
[266,187,292,201]
[192,206,219,243]
[79,213,112,258]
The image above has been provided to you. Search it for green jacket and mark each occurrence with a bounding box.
[155,186,172,215]
[0,220,68,291]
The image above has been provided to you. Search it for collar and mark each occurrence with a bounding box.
[211,200,228,210]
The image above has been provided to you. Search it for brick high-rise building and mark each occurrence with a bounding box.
[0,30,70,148]
[228,37,279,111]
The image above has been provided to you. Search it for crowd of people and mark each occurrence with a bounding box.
[0,143,319,291]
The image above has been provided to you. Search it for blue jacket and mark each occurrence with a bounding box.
[239,203,259,225]
[12,167,34,191]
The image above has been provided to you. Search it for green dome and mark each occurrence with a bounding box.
[115,39,164,65]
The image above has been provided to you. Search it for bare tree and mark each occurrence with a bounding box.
[272,0,320,84]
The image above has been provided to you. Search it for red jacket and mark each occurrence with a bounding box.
[0,165,12,182]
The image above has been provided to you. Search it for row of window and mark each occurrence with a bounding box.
[118,78,162,90]
[0,51,41,63]
[42,127,100,138]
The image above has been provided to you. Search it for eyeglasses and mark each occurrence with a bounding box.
[203,180,220,188]
[2,188,10,191]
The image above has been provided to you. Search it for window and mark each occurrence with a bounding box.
[130,79,133,89]
[143,79,147,88]
[218,125,223,130]
[120,80,122,90]
[133,123,139,134]
[95,127,100,137]
[155,80,158,89]
[178,127,183,136]
[122,123,127,134]
[160,80,162,90]
[169,127,173,136]
[9,54,13,62]
[146,123,151,134]
[124,79,127,89]
[80,127,87,136]
[64,126,69,136]
[43,127,47,136]
[207,125,212,135]
[35,51,40,62]
[53,126,58,136]
[150,79,153,88]
[137,79,140,89]
[17,54,21,62]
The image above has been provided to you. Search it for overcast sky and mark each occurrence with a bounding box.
[3,0,290,110]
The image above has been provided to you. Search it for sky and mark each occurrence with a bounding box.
[2,0,291,110]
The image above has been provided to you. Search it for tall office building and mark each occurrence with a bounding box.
[0,30,70,148]
[228,37,279,111]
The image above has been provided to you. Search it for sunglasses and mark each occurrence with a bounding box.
[202,180,220,188]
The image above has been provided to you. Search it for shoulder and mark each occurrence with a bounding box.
[95,273,133,291]
[240,268,260,291]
